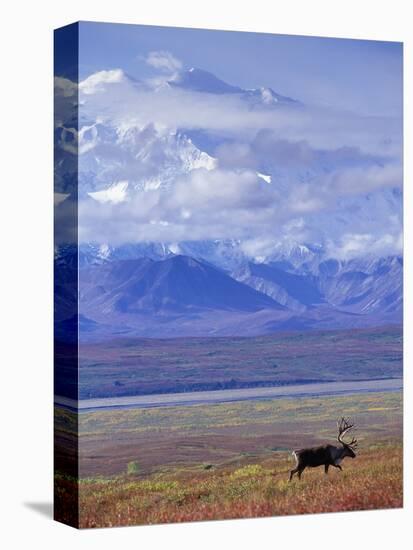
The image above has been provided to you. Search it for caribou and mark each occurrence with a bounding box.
[289,417,358,481]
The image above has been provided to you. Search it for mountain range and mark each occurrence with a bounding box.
[70,252,402,339]
[55,64,403,339]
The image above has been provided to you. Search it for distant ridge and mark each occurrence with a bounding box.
[80,254,284,315]
[72,253,403,339]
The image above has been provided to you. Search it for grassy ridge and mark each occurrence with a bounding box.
[70,444,402,528]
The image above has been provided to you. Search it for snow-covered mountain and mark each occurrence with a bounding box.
[76,122,216,198]
[54,64,403,337]
[71,68,301,200]
[170,67,298,105]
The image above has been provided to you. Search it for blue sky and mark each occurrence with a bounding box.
[78,20,402,116]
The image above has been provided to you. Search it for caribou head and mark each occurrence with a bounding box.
[289,417,358,481]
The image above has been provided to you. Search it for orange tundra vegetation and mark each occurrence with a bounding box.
[55,443,402,528]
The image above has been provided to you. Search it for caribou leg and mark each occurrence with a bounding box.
[289,466,304,481]
[333,464,343,471]
[289,467,298,481]
[324,463,330,474]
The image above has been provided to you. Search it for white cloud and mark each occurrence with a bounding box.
[289,185,326,214]
[77,69,402,158]
[169,169,274,210]
[78,167,283,244]
[240,237,281,259]
[77,155,403,258]
[322,163,402,196]
[57,68,403,260]
[145,51,182,73]
[54,76,77,97]
[79,69,125,95]
[326,232,403,260]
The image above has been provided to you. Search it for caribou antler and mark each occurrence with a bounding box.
[337,417,358,449]
[346,436,358,450]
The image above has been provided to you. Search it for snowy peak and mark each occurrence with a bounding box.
[78,122,217,198]
[170,68,298,104]
[243,86,298,105]
[170,68,243,94]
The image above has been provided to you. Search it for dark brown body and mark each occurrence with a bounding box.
[289,443,356,481]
